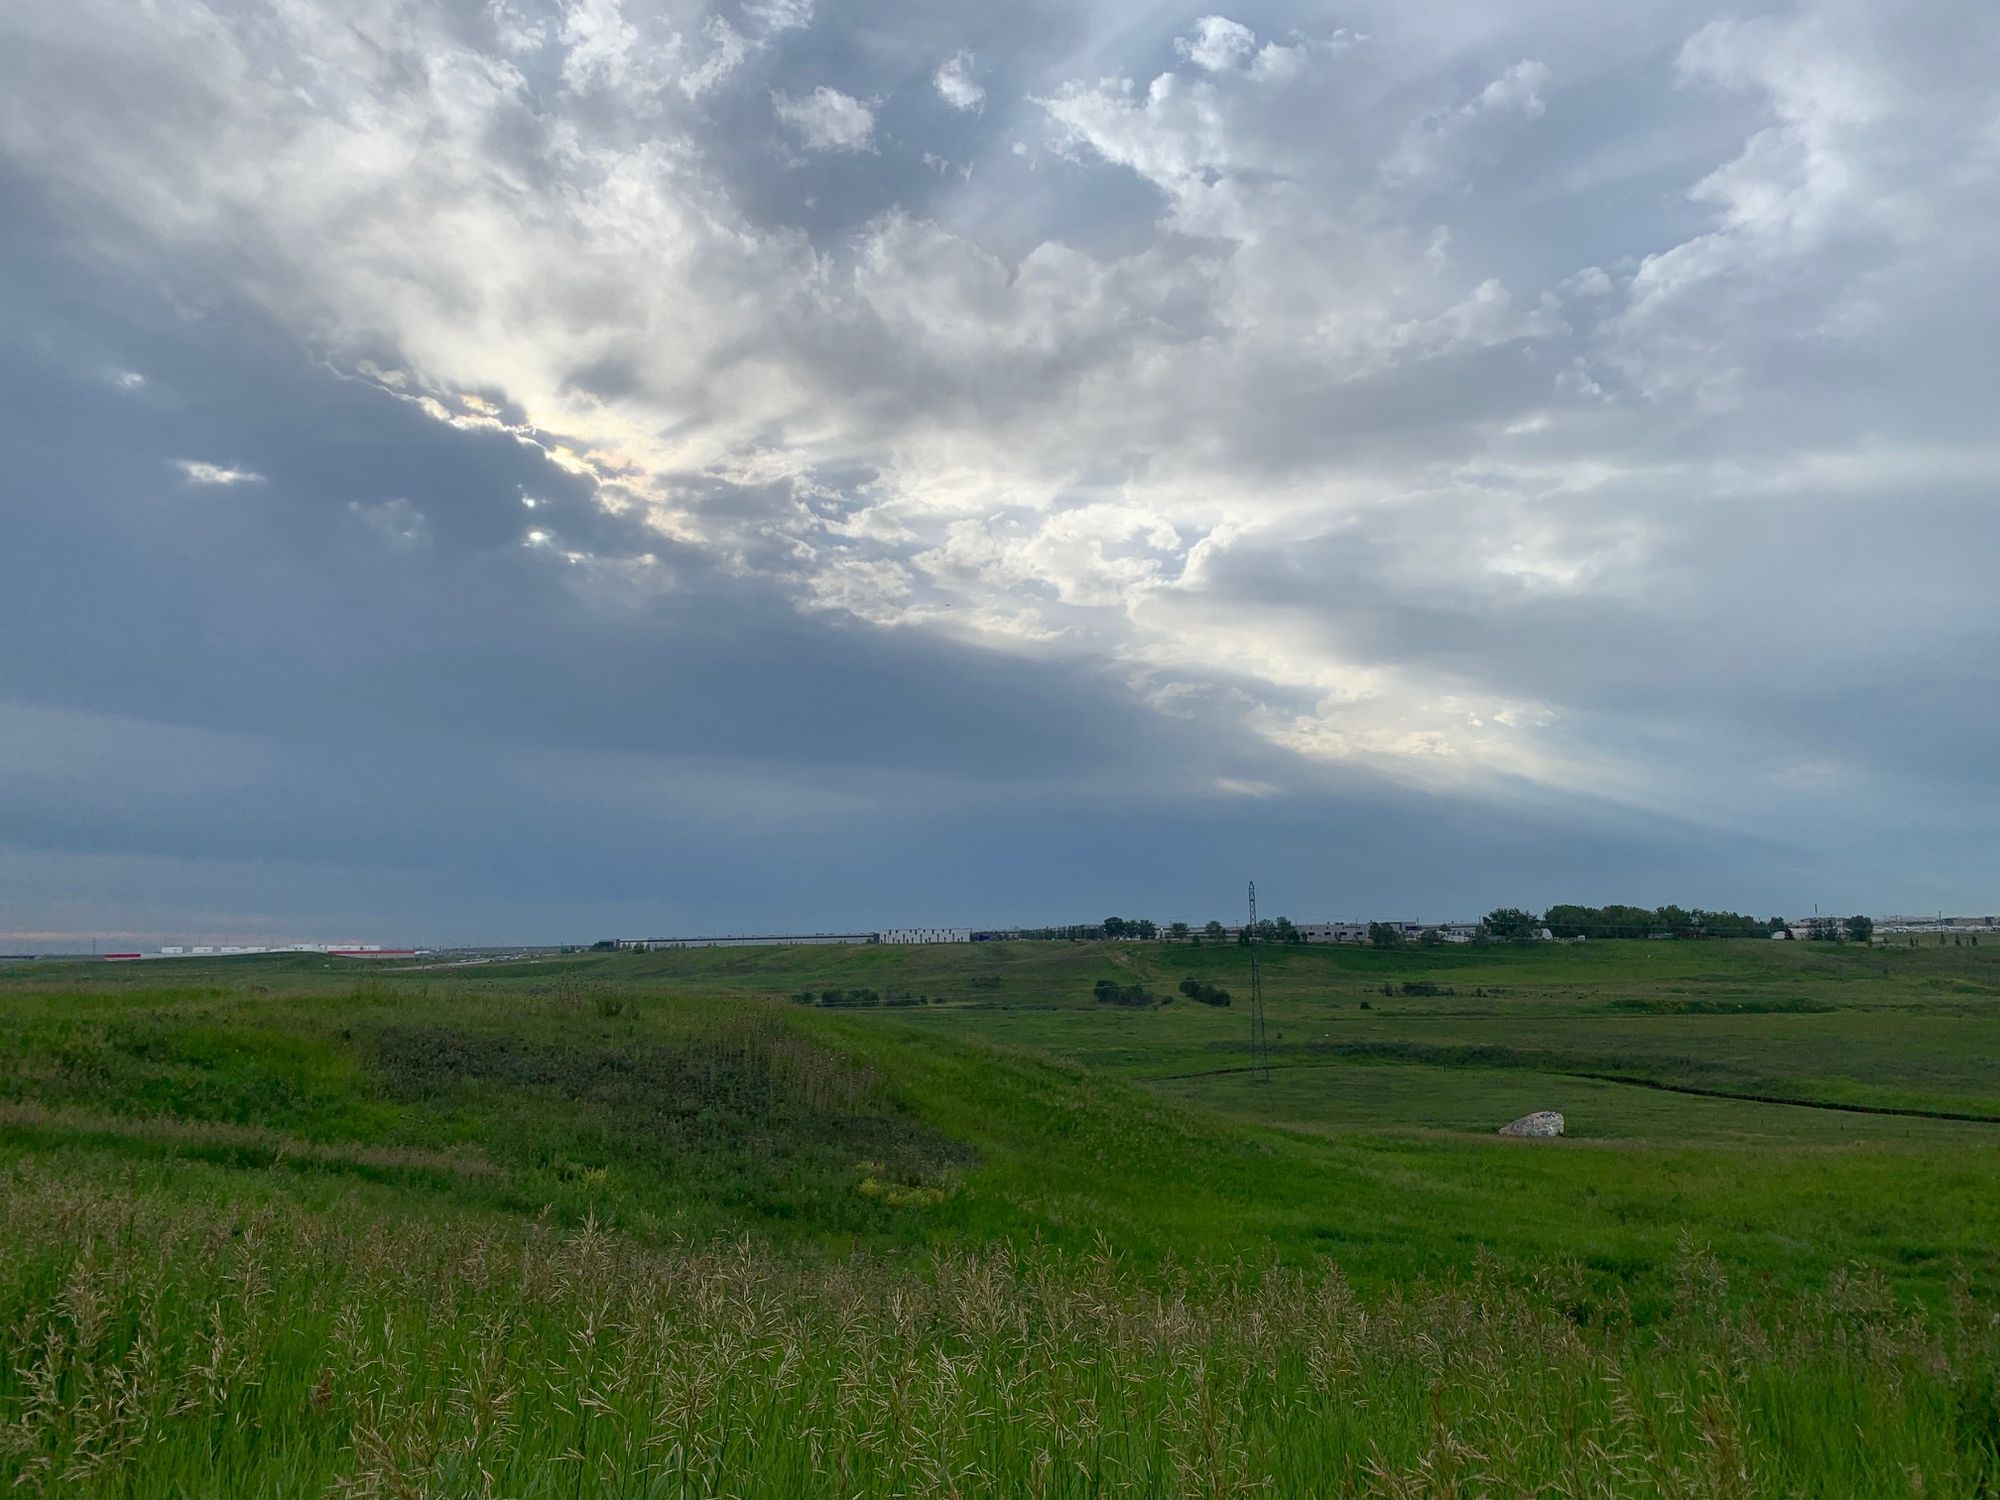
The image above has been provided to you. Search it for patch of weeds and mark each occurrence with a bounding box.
[363,1017,973,1225]
[856,1157,955,1209]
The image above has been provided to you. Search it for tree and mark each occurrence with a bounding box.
[1690,909,1767,938]
[1419,927,1444,947]
[1367,922,1404,950]
[1167,921,1190,942]
[1482,908,1541,942]
[1543,904,1592,938]
[1273,916,1300,944]
[1134,919,1158,940]
[1103,917,1128,939]
[1844,914,1874,944]
[1202,920,1227,942]
[1544,903,1775,940]
[1806,917,1842,942]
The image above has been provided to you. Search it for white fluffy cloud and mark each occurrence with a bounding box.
[773,84,876,151]
[933,50,983,111]
[1177,16,1256,73]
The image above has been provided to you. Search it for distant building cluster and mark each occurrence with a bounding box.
[159,942,400,956]
[604,936,980,956]
[1873,916,2000,935]
[99,942,419,962]
[608,933,880,950]
[605,929,993,950]
[1295,921,1487,944]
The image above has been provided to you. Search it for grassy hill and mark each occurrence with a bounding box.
[3,939,1998,1493]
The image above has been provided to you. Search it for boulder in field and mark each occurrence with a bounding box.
[1498,1111,1565,1137]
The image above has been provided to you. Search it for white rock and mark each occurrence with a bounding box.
[1498,1111,1565,1137]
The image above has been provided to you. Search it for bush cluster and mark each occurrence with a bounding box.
[1091,979,1155,1007]
[788,988,936,1012]
[1177,978,1232,1007]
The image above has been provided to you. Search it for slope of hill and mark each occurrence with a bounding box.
[3,940,1998,1493]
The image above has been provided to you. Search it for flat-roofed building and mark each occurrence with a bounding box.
[611,933,879,950]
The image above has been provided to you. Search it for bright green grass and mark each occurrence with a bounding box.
[3,940,1999,1493]
[9,1164,1993,1498]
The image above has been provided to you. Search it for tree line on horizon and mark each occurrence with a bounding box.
[1024,906,1877,946]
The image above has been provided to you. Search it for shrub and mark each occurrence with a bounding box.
[817,988,881,1008]
[1176,978,1232,1007]
[1091,979,1154,1007]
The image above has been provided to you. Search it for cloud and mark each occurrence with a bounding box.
[175,460,263,486]
[1177,16,1257,73]
[742,0,813,35]
[1214,776,1279,798]
[1476,59,1550,120]
[934,50,983,112]
[348,496,429,551]
[1382,58,1551,185]
[773,85,876,152]
[2,0,1998,931]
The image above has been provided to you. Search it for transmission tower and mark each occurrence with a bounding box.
[1246,881,1272,1084]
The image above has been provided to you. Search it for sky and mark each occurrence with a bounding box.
[2,0,1996,946]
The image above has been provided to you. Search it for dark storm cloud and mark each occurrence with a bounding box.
[0,214,1213,782]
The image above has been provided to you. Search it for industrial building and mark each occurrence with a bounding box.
[142,943,414,960]
[610,933,879,950]
[606,927,972,950]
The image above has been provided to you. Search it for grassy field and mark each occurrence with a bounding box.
[3,938,1998,1494]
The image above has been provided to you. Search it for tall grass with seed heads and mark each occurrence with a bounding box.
[3,1165,1996,1497]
